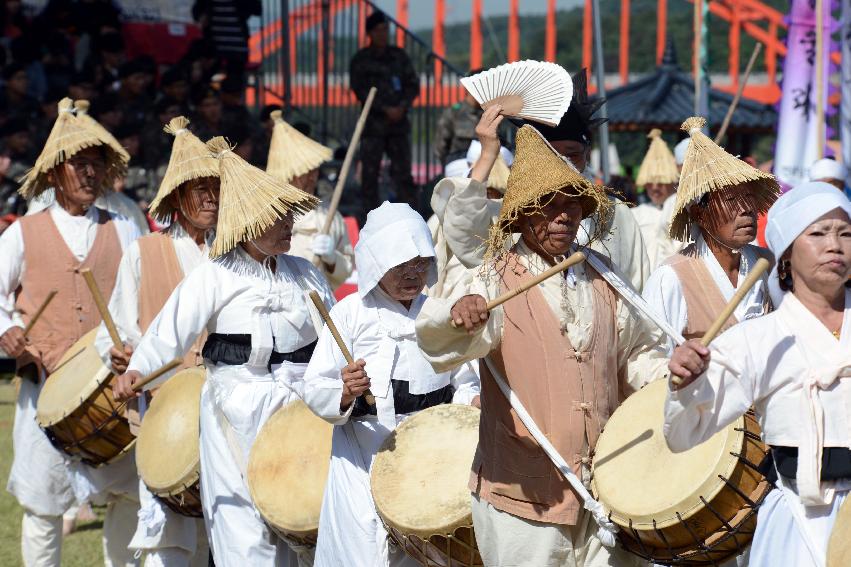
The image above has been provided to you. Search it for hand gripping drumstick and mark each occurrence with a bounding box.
[23,289,57,337]
[670,257,771,386]
[81,268,122,350]
[451,251,587,328]
[308,290,377,408]
[130,358,183,393]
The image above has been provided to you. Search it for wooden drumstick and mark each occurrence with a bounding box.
[308,291,376,408]
[451,251,587,328]
[671,257,771,386]
[23,289,57,337]
[81,268,122,349]
[131,358,183,393]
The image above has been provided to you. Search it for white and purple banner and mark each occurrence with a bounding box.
[775,0,833,188]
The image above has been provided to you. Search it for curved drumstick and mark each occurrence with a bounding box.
[451,251,587,328]
[671,257,771,386]
[23,289,57,337]
[131,358,183,393]
[81,268,122,349]
[308,291,376,408]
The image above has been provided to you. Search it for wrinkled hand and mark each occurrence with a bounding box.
[113,370,142,402]
[669,340,711,390]
[385,106,405,123]
[451,294,489,334]
[312,234,335,264]
[0,326,26,357]
[109,344,134,374]
[475,105,503,157]
[340,359,370,411]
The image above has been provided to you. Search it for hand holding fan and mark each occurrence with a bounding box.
[461,60,573,127]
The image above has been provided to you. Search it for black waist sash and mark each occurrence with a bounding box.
[202,333,317,369]
[763,446,851,483]
[351,379,455,418]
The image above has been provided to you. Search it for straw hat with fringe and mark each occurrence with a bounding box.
[484,125,610,262]
[208,136,319,257]
[266,110,333,183]
[148,117,220,221]
[635,129,678,187]
[74,100,130,164]
[19,98,128,199]
[670,116,779,241]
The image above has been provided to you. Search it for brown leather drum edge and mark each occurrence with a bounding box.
[591,379,771,565]
[137,367,205,517]
[36,328,135,466]
[828,495,851,567]
[371,404,483,567]
[246,400,333,547]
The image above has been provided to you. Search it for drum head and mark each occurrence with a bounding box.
[828,495,851,567]
[137,367,205,495]
[246,400,332,538]
[37,328,112,427]
[591,379,745,529]
[371,404,480,539]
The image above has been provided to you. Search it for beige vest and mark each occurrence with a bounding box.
[16,208,122,375]
[471,252,619,525]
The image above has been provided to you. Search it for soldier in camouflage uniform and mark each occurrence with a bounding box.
[434,87,510,170]
[349,11,419,214]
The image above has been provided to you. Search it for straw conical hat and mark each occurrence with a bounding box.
[208,136,319,257]
[266,111,333,183]
[73,100,130,164]
[635,129,678,187]
[484,153,510,193]
[485,125,610,261]
[148,117,220,221]
[19,98,127,199]
[670,116,779,241]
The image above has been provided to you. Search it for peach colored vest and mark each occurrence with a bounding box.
[16,208,121,375]
[471,252,619,525]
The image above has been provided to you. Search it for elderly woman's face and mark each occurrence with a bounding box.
[253,212,295,255]
[693,184,758,249]
[378,256,432,303]
[520,191,584,258]
[789,208,851,292]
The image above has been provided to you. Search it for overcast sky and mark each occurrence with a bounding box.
[370,0,584,27]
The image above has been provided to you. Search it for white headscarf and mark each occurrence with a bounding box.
[674,138,691,166]
[808,158,847,183]
[465,139,515,167]
[765,181,851,305]
[355,202,437,297]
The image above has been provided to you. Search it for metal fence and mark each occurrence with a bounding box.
[249,0,466,208]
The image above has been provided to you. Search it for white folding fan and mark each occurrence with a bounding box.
[460,60,573,127]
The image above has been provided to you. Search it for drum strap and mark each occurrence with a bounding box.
[482,355,618,547]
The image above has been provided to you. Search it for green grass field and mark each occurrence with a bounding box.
[0,379,105,566]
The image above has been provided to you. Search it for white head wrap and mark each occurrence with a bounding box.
[444,158,469,179]
[765,181,851,305]
[465,139,515,167]
[674,138,691,166]
[808,158,847,183]
[355,202,437,297]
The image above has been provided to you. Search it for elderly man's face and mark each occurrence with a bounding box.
[520,191,584,258]
[645,182,676,206]
[49,146,108,211]
[692,184,759,250]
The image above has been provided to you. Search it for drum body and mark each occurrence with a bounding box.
[36,328,135,466]
[246,400,333,546]
[137,367,205,518]
[371,404,483,567]
[592,379,771,565]
[828,496,851,567]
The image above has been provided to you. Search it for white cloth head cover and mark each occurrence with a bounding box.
[765,181,851,305]
[444,158,469,179]
[808,158,847,182]
[465,139,515,166]
[674,138,690,166]
[355,201,437,297]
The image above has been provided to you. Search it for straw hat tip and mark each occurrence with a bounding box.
[164,116,191,136]
[207,136,231,156]
[648,128,662,139]
[74,100,90,113]
[58,98,74,112]
[270,110,283,122]
[682,116,707,135]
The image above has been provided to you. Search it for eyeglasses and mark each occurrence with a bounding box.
[388,258,432,276]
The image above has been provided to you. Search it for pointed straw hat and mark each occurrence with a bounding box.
[635,129,679,187]
[266,110,333,183]
[148,117,221,221]
[208,136,319,257]
[670,116,779,241]
[483,153,510,194]
[19,98,128,199]
[484,125,610,262]
[73,100,130,163]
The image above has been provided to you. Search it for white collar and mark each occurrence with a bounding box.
[695,232,758,300]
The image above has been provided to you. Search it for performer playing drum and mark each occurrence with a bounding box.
[103,117,219,567]
[115,137,334,567]
[302,202,479,567]
[0,97,141,567]
[416,125,669,567]
[665,182,851,566]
